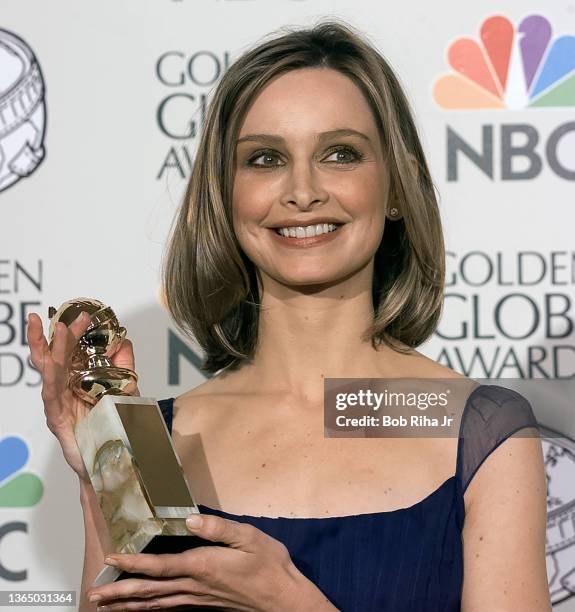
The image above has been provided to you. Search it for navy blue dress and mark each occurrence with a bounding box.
[157,384,539,611]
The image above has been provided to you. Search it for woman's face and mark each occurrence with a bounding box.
[232,67,391,289]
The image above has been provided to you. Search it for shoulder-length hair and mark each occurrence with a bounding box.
[161,18,445,375]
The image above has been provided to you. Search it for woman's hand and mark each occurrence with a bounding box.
[86,513,338,611]
[26,311,139,483]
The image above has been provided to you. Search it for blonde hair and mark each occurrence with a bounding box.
[161,18,445,374]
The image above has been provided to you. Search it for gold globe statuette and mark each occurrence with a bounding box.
[47,298,138,403]
[47,298,202,587]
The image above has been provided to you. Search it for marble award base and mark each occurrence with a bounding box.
[74,394,203,586]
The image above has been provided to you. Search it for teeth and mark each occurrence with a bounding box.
[276,223,339,238]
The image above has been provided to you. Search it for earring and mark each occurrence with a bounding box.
[389,207,399,217]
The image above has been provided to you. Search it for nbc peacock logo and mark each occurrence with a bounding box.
[0,436,43,507]
[433,14,575,109]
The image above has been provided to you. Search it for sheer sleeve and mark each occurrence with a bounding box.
[456,384,541,495]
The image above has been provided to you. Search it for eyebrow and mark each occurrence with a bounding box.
[236,128,371,146]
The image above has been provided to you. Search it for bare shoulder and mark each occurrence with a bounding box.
[173,365,249,424]
[389,347,474,399]
[405,349,468,380]
[176,372,233,402]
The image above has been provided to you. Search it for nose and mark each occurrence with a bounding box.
[279,158,329,210]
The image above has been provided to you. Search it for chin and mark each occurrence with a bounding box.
[276,271,347,288]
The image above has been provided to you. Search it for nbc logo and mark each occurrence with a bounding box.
[433,14,575,109]
[0,436,43,507]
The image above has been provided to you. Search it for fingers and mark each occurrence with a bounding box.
[68,310,93,338]
[27,313,50,373]
[185,515,258,551]
[94,591,226,611]
[27,310,91,402]
[101,553,195,580]
[113,337,136,371]
[89,576,202,603]
[26,312,62,413]
[51,312,92,366]
[50,321,69,366]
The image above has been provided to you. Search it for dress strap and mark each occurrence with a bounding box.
[455,384,540,495]
[158,397,175,435]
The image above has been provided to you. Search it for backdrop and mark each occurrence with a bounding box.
[1,1,574,609]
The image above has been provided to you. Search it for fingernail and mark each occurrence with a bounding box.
[186,514,202,529]
[104,556,118,566]
[88,593,101,602]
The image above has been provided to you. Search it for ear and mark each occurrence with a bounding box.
[386,197,403,221]
[385,182,403,221]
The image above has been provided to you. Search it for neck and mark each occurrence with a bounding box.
[247,263,404,402]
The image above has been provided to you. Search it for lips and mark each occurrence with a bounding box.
[271,222,343,236]
[268,223,344,247]
[269,217,345,229]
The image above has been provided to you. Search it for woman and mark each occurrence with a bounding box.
[27,19,551,611]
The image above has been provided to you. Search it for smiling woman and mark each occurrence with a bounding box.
[163,21,445,370]
[26,16,551,612]
[155,18,550,612]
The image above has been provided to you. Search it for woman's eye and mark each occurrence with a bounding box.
[325,146,363,164]
[247,151,282,167]
[245,145,363,168]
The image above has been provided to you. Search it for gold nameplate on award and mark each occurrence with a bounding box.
[47,298,201,587]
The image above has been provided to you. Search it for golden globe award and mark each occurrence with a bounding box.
[47,298,202,587]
